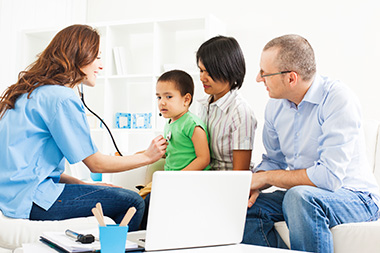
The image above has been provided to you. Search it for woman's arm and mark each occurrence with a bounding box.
[83,135,167,173]
[59,172,122,187]
[59,173,86,184]
[182,126,210,171]
[233,150,252,170]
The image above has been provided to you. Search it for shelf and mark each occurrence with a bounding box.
[21,15,225,155]
[108,23,155,76]
[108,128,153,133]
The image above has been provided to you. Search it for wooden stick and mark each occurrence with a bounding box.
[120,207,136,227]
[96,202,104,224]
[92,207,106,227]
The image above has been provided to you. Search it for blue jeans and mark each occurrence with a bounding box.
[140,193,151,230]
[243,186,379,253]
[29,184,145,231]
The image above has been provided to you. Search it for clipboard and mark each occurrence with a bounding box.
[39,232,144,253]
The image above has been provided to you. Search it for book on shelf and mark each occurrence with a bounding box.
[113,47,129,75]
[39,229,142,253]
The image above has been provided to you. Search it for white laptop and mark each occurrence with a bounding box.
[129,170,252,251]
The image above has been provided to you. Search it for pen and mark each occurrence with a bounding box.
[65,229,95,244]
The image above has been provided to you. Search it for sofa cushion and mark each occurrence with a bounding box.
[331,220,380,253]
[275,220,380,252]
[0,211,114,250]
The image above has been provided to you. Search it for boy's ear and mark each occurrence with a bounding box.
[184,93,192,106]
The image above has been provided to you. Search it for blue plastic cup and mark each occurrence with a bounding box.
[90,172,102,181]
[99,225,128,253]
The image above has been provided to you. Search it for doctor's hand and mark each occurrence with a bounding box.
[144,135,167,164]
[86,181,123,188]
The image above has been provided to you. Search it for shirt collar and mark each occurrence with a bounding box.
[198,89,237,113]
[300,74,325,105]
[284,74,325,108]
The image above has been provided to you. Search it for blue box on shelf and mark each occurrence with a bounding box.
[115,113,131,129]
[132,113,152,129]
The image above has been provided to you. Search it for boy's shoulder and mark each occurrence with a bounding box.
[185,111,206,126]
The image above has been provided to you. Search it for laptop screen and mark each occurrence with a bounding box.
[145,171,252,251]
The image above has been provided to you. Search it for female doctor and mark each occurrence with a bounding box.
[0,24,166,231]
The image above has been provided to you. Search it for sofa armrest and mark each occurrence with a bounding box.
[0,211,114,250]
[144,158,165,184]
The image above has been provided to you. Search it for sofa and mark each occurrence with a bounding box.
[1,119,379,252]
[274,119,380,252]
[117,119,380,252]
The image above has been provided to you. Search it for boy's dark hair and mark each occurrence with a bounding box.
[158,70,194,105]
[196,35,246,90]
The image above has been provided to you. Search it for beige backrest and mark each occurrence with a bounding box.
[373,122,380,184]
[363,119,380,175]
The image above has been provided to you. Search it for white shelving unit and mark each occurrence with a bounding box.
[20,15,225,157]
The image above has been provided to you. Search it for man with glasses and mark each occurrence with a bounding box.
[243,34,380,253]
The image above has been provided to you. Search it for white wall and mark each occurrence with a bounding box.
[86,0,380,121]
[0,0,87,94]
[1,0,379,122]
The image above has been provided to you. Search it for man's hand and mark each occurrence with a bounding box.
[247,169,316,208]
[248,189,260,208]
[247,172,270,208]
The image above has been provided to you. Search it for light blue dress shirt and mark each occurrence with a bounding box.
[0,85,97,218]
[255,75,380,206]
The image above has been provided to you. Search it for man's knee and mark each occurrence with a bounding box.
[283,186,317,213]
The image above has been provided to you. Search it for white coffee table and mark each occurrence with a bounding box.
[19,242,300,252]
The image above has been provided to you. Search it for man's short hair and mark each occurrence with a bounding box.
[264,34,316,81]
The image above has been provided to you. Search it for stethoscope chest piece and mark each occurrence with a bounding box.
[166,131,172,142]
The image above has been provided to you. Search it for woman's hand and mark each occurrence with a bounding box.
[86,181,123,188]
[143,135,167,164]
[60,173,85,184]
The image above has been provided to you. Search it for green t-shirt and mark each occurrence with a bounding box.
[164,111,211,171]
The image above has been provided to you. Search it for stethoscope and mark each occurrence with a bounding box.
[79,83,123,156]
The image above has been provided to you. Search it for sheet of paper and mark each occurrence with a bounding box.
[22,242,56,253]
[41,229,138,252]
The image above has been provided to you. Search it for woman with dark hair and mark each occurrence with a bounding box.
[0,24,166,230]
[196,36,257,171]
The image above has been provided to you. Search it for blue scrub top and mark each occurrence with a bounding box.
[0,85,98,218]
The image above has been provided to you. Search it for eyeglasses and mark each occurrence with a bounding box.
[261,71,292,78]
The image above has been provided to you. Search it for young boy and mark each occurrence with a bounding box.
[139,70,210,229]
[156,69,210,171]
